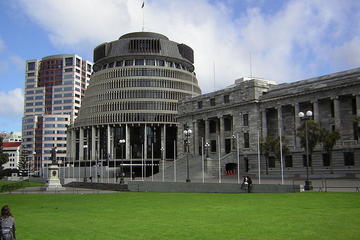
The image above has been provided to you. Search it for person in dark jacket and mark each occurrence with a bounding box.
[241,176,253,193]
[0,205,16,240]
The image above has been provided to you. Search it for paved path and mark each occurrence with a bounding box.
[0,186,118,194]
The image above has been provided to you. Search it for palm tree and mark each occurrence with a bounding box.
[260,136,276,174]
[260,136,289,174]
[297,120,321,173]
[319,128,340,174]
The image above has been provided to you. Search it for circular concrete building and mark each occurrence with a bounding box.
[68,32,201,176]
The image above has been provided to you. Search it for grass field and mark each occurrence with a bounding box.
[0,192,359,240]
[0,180,43,192]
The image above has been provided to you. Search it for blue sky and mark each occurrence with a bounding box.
[0,0,360,133]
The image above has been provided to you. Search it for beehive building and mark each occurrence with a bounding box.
[68,32,201,175]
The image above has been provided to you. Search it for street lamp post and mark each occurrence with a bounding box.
[83,145,88,182]
[160,146,165,182]
[204,142,210,158]
[298,111,313,191]
[119,139,125,184]
[183,128,192,182]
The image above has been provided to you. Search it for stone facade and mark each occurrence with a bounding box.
[177,68,360,177]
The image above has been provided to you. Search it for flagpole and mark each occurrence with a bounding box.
[141,1,145,31]
[174,140,176,182]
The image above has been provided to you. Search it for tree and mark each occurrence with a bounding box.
[0,137,9,172]
[297,120,321,172]
[260,136,289,174]
[260,136,276,174]
[18,148,31,175]
[319,128,340,174]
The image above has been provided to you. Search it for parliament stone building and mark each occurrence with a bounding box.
[177,68,360,177]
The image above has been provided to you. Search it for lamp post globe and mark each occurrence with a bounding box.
[183,128,192,182]
[119,139,126,184]
[298,111,313,191]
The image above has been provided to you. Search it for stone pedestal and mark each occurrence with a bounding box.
[45,164,65,191]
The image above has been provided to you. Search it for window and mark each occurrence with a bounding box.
[224,118,231,131]
[210,98,216,106]
[243,114,249,126]
[224,95,230,103]
[302,155,312,167]
[210,140,217,152]
[269,156,275,168]
[65,57,73,66]
[344,152,354,166]
[116,61,123,67]
[135,59,144,66]
[76,58,81,67]
[87,64,92,72]
[125,60,133,66]
[27,72,35,77]
[322,153,330,167]
[244,132,249,148]
[353,122,358,140]
[285,155,293,167]
[197,101,202,109]
[27,62,35,71]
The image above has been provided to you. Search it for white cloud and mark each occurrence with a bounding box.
[17,0,360,92]
[0,88,24,117]
[10,55,25,71]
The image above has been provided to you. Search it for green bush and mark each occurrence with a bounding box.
[0,180,43,192]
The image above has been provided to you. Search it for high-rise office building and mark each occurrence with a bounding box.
[22,54,92,172]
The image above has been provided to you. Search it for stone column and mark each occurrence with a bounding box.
[193,120,199,156]
[294,103,301,148]
[71,129,76,163]
[219,116,224,156]
[125,124,130,159]
[107,125,111,158]
[79,128,84,161]
[277,106,283,137]
[356,95,360,118]
[91,126,96,161]
[97,128,101,160]
[313,100,320,124]
[333,97,341,130]
[261,110,267,138]
[205,118,210,145]
[144,124,147,159]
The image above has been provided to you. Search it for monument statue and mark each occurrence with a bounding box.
[51,147,57,165]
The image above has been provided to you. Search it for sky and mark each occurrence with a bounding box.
[0,0,359,133]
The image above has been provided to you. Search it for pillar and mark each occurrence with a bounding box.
[91,126,96,161]
[79,128,84,161]
[205,118,209,145]
[125,124,130,159]
[261,110,267,138]
[219,116,224,156]
[71,129,76,163]
[294,103,301,148]
[193,120,199,156]
[313,100,319,124]
[144,124,147,159]
[107,125,111,158]
[333,97,341,130]
[277,106,283,137]
[356,95,360,118]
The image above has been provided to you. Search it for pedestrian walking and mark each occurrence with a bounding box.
[0,205,16,240]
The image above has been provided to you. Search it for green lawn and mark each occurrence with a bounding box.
[0,180,43,192]
[0,192,359,240]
